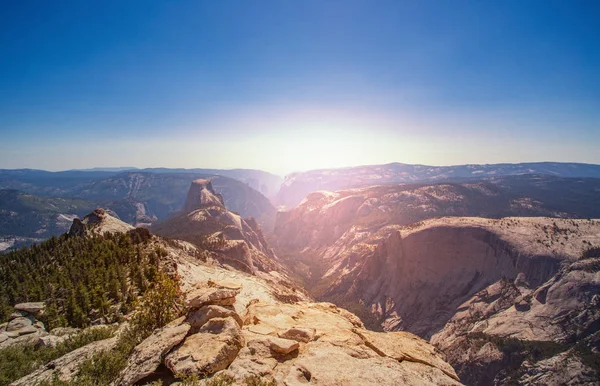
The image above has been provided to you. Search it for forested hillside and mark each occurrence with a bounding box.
[0,228,164,329]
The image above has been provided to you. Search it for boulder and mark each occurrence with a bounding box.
[208,279,242,290]
[165,317,244,377]
[187,305,243,333]
[9,311,27,321]
[16,325,38,336]
[14,302,45,315]
[0,333,8,344]
[6,316,33,332]
[5,331,20,339]
[353,329,460,381]
[0,330,45,349]
[184,286,240,310]
[278,327,315,343]
[247,324,277,336]
[268,336,299,355]
[116,322,191,385]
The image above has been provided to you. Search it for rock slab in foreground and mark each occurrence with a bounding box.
[116,321,191,385]
[354,328,460,381]
[165,316,244,377]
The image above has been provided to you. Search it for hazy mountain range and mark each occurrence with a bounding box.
[1,162,600,252]
[277,162,600,207]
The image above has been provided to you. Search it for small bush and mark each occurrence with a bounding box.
[128,270,184,339]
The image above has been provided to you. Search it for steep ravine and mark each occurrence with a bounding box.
[318,225,563,337]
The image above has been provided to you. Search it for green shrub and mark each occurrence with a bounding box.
[56,271,183,385]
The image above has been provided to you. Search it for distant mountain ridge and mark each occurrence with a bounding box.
[0,172,278,251]
[278,162,600,208]
[0,167,282,199]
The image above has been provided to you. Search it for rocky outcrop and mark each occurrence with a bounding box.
[5,197,463,386]
[431,256,600,385]
[68,208,134,237]
[278,327,316,343]
[187,305,244,333]
[226,300,460,385]
[165,316,244,376]
[322,220,573,337]
[116,279,460,385]
[184,179,225,212]
[116,320,191,385]
[516,348,599,385]
[353,329,459,381]
[0,303,47,349]
[184,283,241,310]
[153,181,285,276]
[272,188,600,385]
[14,302,45,316]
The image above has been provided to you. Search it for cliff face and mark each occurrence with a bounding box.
[273,180,600,337]
[321,222,566,337]
[183,179,225,212]
[431,256,600,385]
[271,180,600,385]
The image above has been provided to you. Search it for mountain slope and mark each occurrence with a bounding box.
[18,172,277,229]
[312,217,599,336]
[271,176,600,335]
[2,207,460,385]
[0,189,158,251]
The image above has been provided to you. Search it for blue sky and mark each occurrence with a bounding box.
[0,0,598,175]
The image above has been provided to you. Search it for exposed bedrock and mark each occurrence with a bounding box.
[321,225,563,337]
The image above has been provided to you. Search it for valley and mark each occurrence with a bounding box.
[0,162,599,385]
